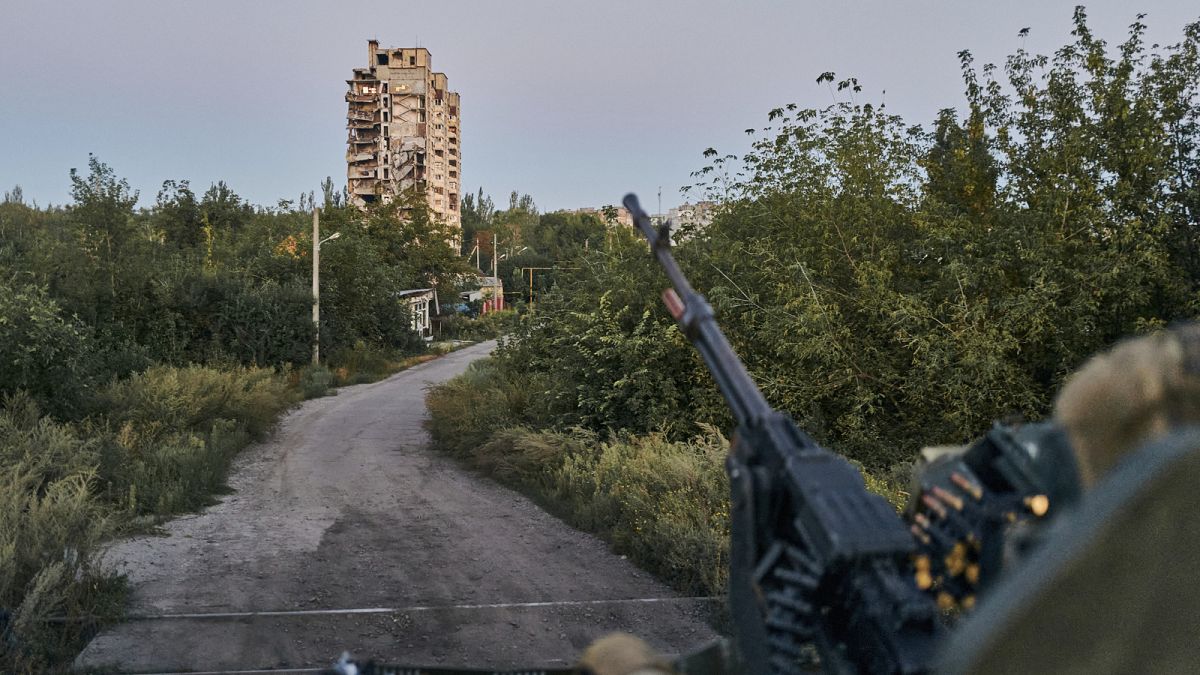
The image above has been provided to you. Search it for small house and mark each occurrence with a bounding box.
[397,288,435,340]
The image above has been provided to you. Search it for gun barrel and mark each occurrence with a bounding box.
[623,193,772,425]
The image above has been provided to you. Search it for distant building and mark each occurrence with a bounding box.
[556,206,634,228]
[346,42,461,232]
[460,275,505,314]
[668,201,717,235]
[556,202,716,235]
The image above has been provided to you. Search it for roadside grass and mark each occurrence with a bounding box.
[486,426,731,596]
[426,357,909,597]
[2,365,297,672]
[295,364,337,399]
[325,341,474,387]
[0,395,126,672]
[428,368,730,595]
[89,365,299,516]
[3,377,296,672]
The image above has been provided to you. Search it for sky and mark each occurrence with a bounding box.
[1,1,1197,213]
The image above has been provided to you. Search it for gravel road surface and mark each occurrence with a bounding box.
[76,341,717,673]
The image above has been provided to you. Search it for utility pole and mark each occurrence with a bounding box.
[493,231,498,279]
[658,186,662,223]
[519,266,565,309]
[312,208,320,365]
[466,243,483,272]
[311,208,341,365]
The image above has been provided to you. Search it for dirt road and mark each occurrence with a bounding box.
[76,341,717,673]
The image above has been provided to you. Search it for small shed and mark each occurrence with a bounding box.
[397,288,435,340]
[460,275,505,314]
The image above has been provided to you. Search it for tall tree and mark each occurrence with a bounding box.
[65,154,140,323]
[155,179,203,248]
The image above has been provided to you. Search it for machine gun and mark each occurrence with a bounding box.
[623,194,943,674]
[624,192,1096,674]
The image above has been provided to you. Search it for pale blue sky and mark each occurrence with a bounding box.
[1,1,1196,212]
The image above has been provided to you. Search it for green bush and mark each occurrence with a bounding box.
[90,365,297,515]
[438,309,519,341]
[426,364,906,596]
[95,364,296,441]
[547,428,731,596]
[327,342,406,385]
[96,420,249,515]
[150,274,313,366]
[297,364,335,398]
[0,394,100,484]
[0,285,97,418]
[497,290,726,436]
[426,358,542,455]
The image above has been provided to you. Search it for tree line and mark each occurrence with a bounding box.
[460,188,614,303]
[0,158,472,418]
[451,8,1200,470]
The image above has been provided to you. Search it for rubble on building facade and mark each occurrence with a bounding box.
[555,206,635,228]
[668,201,716,232]
[346,41,461,233]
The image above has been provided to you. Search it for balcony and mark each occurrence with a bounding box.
[347,109,375,122]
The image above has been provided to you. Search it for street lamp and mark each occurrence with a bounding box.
[499,243,532,260]
[312,207,341,365]
[494,247,529,287]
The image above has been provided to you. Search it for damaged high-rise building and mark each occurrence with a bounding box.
[346,41,461,230]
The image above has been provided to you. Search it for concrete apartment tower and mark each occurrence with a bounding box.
[346,41,461,231]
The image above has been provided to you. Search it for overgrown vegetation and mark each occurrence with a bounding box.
[438,308,520,341]
[428,10,1200,595]
[427,359,907,595]
[90,366,298,514]
[460,189,608,301]
[428,359,732,595]
[0,366,295,671]
[0,396,121,670]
